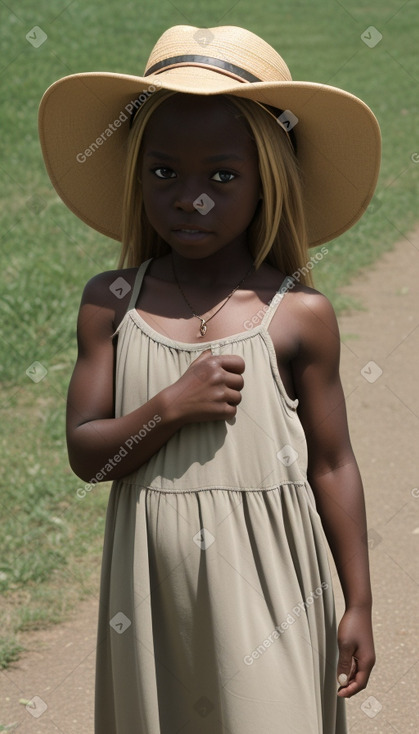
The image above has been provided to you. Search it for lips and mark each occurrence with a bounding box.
[172,225,212,234]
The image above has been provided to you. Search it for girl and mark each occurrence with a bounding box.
[39,24,381,734]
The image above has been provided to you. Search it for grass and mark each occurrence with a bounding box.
[0,638,23,671]
[0,0,418,670]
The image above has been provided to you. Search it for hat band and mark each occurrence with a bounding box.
[144,55,262,84]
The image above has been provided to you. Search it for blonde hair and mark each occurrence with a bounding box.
[119,90,312,286]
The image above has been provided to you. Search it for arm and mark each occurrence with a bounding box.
[66,272,245,483]
[291,291,375,698]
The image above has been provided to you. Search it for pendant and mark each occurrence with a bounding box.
[199,319,207,337]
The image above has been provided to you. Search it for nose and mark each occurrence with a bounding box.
[174,197,196,213]
[173,177,202,212]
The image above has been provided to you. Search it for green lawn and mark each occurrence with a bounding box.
[0,0,418,668]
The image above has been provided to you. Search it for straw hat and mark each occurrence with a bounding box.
[38,25,381,247]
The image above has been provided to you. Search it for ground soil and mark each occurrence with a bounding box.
[1,228,418,733]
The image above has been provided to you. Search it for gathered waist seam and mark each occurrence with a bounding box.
[113,480,307,495]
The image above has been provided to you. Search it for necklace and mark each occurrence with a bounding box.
[171,258,254,337]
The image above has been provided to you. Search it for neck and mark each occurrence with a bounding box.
[171,239,254,287]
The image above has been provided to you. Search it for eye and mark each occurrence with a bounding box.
[152,167,176,179]
[211,170,236,183]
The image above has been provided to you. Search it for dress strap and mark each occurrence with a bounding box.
[126,258,153,312]
[260,275,294,330]
[112,258,153,339]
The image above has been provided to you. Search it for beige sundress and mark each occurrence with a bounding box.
[95,258,347,733]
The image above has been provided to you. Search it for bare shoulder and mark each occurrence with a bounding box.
[81,267,138,306]
[79,267,139,331]
[267,272,341,371]
[282,285,341,371]
[255,260,339,334]
[286,283,339,331]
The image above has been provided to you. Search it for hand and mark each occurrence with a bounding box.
[336,607,376,698]
[168,349,245,424]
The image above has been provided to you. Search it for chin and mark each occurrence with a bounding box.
[169,244,222,260]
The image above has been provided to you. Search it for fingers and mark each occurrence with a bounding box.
[219,354,246,375]
[337,667,369,698]
[191,352,245,389]
[337,650,356,687]
[195,356,244,385]
[193,349,245,370]
[180,350,245,423]
[336,609,375,699]
[337,655,356,697]
[224,386,243,407]
[193,349,213,361]
[337,656,373,698]
[223,368,244,391]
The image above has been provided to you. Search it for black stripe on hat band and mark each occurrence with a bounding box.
[144,55,262,83]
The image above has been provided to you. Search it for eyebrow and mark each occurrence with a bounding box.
[145,151,244,163]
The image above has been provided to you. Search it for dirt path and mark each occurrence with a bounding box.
[1,229,418,733]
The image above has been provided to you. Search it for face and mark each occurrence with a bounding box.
[139,94,262,259]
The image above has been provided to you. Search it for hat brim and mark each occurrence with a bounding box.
[38,69,381,247]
